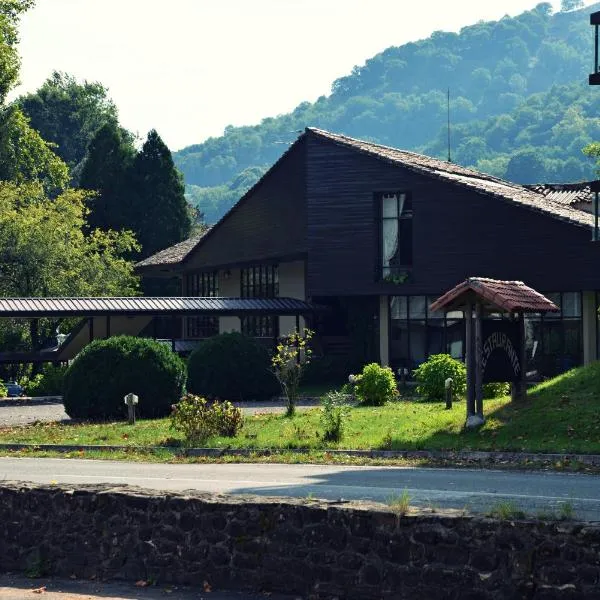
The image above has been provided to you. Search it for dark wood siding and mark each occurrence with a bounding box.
[184,138,307,270]
[306,133,600,296]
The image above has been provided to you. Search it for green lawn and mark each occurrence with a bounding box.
[2,362,600,454]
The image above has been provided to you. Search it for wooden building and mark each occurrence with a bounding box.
[137,128,600,378]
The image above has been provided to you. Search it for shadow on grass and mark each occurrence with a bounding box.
[389,363,600,454]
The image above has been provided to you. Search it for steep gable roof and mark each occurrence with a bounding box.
[136,232,208,269]
[138,128,595,271]
[307,128,594,230]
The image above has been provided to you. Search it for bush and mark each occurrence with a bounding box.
[0,380,6,398]
[21,364,67,397]
[63,336,186,420]
[187,332,279,402]
[413,354,466,401]
[483,382,511,398]
[170,394,243,445]
[320,390,352,442]
[351,363,398,406]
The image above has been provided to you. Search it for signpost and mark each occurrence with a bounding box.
[124,393,138,425]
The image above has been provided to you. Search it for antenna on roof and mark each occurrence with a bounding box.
[447,88,452,163]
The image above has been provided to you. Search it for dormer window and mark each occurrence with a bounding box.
[380,191,413,278]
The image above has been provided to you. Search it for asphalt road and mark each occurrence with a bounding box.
[2,457,600,520]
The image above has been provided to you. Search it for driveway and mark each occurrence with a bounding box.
[2,457,600,520]
[0,398,320,427]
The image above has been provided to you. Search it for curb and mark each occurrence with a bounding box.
[1,443,600,466]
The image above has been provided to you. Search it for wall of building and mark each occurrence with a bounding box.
[279,260,306,335]
[305,133,600,298]
[57,316,153,361]
[182,139,307,271]
[2,483,600,599]
[218,267,241,333]
[583,291,598,365]
[379,296,389,366]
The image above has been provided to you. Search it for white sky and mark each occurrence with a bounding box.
[12,0,596,150]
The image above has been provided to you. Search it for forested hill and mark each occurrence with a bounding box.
[176,2,600,224]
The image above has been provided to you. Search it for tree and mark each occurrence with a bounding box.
[561,0,583,11]
[0,0,68,193]
[0,182,139,350]
[505,149,547,183]
[0,0,34,105]
[131,129,191,258]
[0,105,69,192]
[79,122,136,232]
[18,71,119,171]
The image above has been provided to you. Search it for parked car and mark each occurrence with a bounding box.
[5,381,24,397]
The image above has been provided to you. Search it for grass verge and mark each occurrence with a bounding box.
[2,362,600,462]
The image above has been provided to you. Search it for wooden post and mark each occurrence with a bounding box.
[88,318,94,342]
[465,301,475,419]
[106,315,111,339]
[511,311,527,403]
[475,301,483,418]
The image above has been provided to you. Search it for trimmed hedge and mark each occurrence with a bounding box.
[63,336,186,420]
[187,332,279,401]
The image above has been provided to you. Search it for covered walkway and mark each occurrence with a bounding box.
[0,296,314,363]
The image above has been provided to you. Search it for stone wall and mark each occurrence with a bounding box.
[0,482,599,599]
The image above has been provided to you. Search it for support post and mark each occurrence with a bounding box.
[595,191,599,241]
[465,301,475,419]
[106,315,111,339]
[511,312,527,403]
[88,318,94,342]
[475,301,483,418]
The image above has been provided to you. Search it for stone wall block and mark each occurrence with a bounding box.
[2,484,600,599]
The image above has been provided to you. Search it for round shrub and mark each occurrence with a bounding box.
[187,332,279,401]
[63,336,186,420]
[352,363,398,406]
[413,353,466,401]
[483,382,510,399]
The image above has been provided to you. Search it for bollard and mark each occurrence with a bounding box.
[397,367,409,391]
[124,393,139,425]
[445,377,453,409]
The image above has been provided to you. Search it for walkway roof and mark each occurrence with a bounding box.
[0,296,314,318]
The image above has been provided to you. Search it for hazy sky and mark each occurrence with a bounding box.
[13,0,595,150]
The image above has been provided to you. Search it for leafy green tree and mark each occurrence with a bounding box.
[0,0,34,105]
[79,121,136,232]
[506,149,547,183]
[0,0,68,193]
[0,182,139,350]
[561,0,583,11]
[131,129,191,258]
[18,71,119,170]
[0,105,69,192]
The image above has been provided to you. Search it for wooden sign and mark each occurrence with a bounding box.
[481,320,522,383]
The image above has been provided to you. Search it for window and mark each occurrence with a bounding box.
[185,271,219,338]
[524,291,582,377]
[380,192,413,278]
[389,295,464,371]
[240,264,279,338]
[241,265,278,298]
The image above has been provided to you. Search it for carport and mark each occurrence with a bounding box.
[0,296,314,363]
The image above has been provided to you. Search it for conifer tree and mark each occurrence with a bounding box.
[79,122,136,232]
[132,129,191,258]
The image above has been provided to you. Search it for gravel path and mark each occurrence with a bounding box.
[0,574,293,599]
[0,398,320,427]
